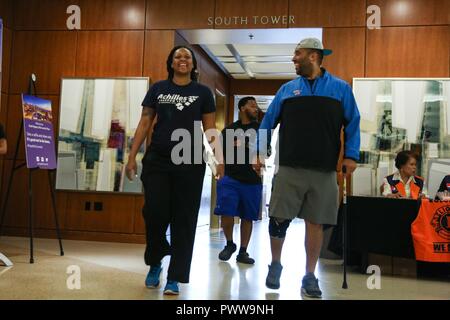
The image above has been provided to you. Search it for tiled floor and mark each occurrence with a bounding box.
[0,219,449,300]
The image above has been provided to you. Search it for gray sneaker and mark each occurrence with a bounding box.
[265,261,283,289]
[236,252,255,265]
[301,274,322,298]
[218,243,237,261]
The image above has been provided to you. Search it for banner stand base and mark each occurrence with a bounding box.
[0,252,13,267]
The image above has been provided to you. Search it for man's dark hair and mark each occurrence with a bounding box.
[166,45,198,81]
[395,150,419,170]
[307,49,324,65]
[238,96,256,110]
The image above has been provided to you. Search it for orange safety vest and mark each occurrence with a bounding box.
[411,200,450,262]
[385,174,424,199]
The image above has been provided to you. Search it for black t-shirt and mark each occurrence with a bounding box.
[141,80,215,163]
[0,123,5,139]
[222,120,261,185]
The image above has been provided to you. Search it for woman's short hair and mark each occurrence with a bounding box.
[166,45,198,81]
[395,150,419,170]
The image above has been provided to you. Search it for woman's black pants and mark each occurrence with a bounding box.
[141,164,205,283]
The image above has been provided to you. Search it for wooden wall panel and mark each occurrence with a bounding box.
[0,226,146,243]
[14,0,146,31]
[30,169,66,230]
[0,0,14,28]
[1,27,11,94]
[10,31,77,95]
[215,91,228,132]
[289,0,366,27]
[366,26,449,77]
[0,163,66,230]
[146,0,214,29]
[0,160,28,228]
[0,94,7,125]
[368,0,449,26]
[197,51,227,93]
[76,31,144,77]
[64,193,135,233]
[4,95,59,161]
[143,30,175,82]
[5,94,26,161]
[0,158,2,195]
[14,0,80,30]
[80,0,146,30]
[0,94,7,195]
[215,0,289,28]
[134,195,145,234]
[215,71,229,97]
[197,57,219,92]
[33,189,67,231]
[322,28,366,85]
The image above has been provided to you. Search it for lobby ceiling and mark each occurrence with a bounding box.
[178,28,323,80]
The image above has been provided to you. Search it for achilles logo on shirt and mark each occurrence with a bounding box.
[430,204,450,240]
[157,94,199,111]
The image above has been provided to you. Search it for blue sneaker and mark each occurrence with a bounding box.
[145,263,162,288]
[265,261,283,289]
[301,273,322,298]
[163,280,179,295]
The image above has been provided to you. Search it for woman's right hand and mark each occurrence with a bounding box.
[125,158,137,181]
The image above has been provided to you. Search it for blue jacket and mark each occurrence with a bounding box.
[255,69,360,171]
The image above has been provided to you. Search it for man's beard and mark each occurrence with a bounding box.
[297,59,313,77]
[245,110,257,121]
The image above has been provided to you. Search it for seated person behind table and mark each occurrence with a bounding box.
[435,174,450,200]
[381,150,425,199]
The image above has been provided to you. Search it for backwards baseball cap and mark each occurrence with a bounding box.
[296,38,332,56]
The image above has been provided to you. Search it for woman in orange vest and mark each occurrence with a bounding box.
[381,150,426,199]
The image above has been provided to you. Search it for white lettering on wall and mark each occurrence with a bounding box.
[209,15,294,26]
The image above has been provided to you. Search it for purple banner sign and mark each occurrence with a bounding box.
[22,94,57,169]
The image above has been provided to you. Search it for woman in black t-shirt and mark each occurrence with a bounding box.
[125,46,223,295]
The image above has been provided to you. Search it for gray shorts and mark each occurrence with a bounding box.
[269,166,339,225]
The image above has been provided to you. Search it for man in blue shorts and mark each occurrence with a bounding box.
[214,96,262,265]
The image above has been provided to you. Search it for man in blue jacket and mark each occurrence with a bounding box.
[253,38,360,298]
